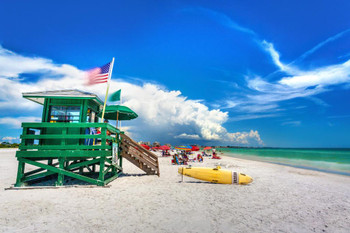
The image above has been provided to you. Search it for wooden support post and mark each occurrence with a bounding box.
[98,157,105,185]
[111,162,116,176]
[56,157,65,186]
[15,160,25,187]
[79,159,84,174]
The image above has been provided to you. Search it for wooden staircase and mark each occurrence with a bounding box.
[120,133,160,176]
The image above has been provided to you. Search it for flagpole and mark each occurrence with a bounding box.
[119,94,122,129]
[101,57,115,122]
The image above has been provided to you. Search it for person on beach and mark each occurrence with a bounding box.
[172,154,183,165]
[182,153,189,165]
[197,153,203,162]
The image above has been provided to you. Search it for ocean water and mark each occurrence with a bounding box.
[218,148,350,176]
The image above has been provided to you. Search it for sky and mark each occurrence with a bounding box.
[0,0,350,147]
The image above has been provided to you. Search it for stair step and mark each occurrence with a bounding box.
[120,133,160,176]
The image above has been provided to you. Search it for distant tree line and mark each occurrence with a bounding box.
[0,142,20,148]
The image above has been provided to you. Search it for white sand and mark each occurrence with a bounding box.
[1,149,350,233]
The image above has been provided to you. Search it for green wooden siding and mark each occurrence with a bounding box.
[15,94,123,187]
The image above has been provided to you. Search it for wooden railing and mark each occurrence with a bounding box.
[15,122,123,187]
[120,133,160,176]
[18,122,119,152]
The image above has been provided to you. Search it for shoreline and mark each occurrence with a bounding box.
[220,151,350,177]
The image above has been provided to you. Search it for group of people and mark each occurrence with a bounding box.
[171,150,223,165]
[171,153,188,165]
[200,149,221,159]
[171,153,205,165]
[211,148,221,159]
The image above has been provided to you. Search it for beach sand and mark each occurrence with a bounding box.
[1,149,350,233]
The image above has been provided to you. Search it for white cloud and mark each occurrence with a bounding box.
[279,60,350,88]
[224,40,350,117]
[227,130,263,145]
[0,116,41,128]
[193,8,256,35]
[175,133,201,140]
[263,40,350,89]
[180,8,350,121]
[229,113,280,122]
[1,136,19,141]
[281,121,301,126]
[294,28,350,64]
[0,46,263,145]
[261,41,293,72]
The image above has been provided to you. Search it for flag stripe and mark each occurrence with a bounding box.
[86,61,111,86]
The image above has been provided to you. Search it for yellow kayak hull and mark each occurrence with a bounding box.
[178,166,253,185]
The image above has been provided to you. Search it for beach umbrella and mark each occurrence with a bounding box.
[141,144,150,150]
[191,145,200,151]
[97,105,138,128]
[175,145,192,151]
[159,145,170,150]
[203,146,212,150]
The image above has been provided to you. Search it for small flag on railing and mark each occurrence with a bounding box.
[86,62,112,85]
[109,89,121,102]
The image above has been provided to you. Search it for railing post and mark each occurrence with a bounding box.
[22,126,28,148]
[101,125,107,146]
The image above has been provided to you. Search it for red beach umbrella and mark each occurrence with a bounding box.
[203,146,212,150]
[159,145,170,150]
[141,144,150,150]
[191,146,200,151]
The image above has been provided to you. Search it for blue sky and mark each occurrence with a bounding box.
[0,0,350,147]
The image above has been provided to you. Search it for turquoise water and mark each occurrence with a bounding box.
[218,148,350,176]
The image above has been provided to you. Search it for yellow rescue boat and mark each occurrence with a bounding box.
[178,166,253,185]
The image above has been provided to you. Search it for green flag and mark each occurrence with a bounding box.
[109,89,121,102]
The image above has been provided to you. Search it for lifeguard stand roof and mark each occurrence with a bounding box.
[22,89,104,106]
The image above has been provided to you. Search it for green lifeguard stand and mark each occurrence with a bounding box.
[15,89,159,187]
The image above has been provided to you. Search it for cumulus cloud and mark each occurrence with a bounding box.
[227,130,263,145]
[0,46,263,145]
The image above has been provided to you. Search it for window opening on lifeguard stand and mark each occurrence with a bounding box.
[49,106,80,123]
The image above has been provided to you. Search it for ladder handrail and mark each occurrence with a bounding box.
[120,133,160,176]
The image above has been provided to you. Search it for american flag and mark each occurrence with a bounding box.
[86,62,111,85]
